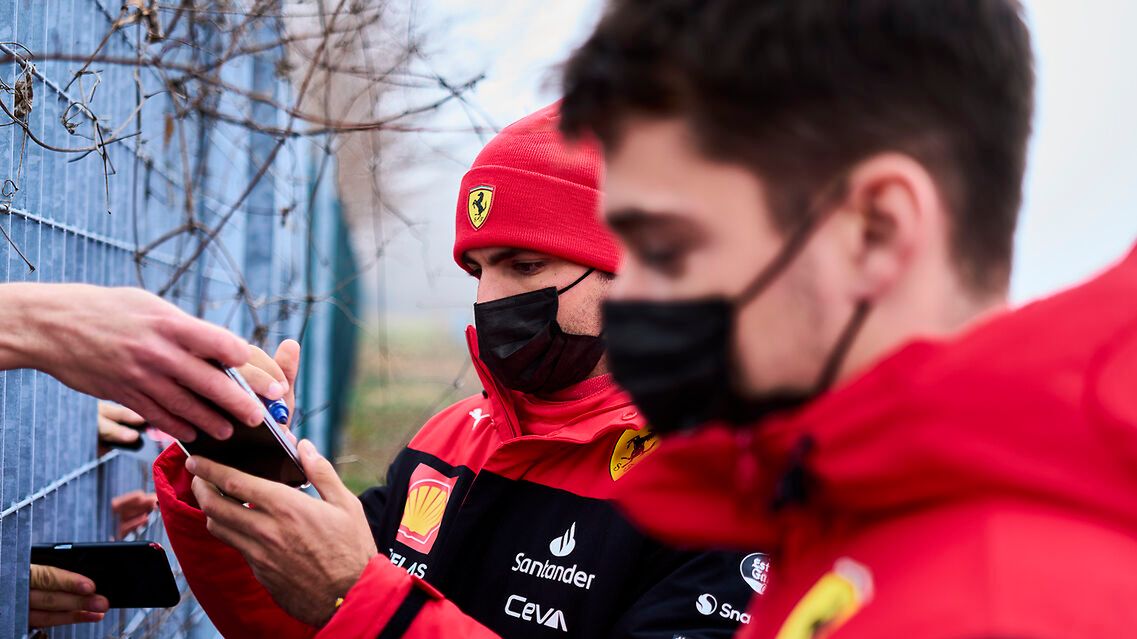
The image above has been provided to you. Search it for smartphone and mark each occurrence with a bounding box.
[177,366,308,488]
[30,541,180,608]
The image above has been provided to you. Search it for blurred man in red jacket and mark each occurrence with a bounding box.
[154,104,759,638]
[559,1,1137,637]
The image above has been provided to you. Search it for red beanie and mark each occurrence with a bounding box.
[452,102,621,274]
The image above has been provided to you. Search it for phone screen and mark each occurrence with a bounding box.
[177,367,308,487]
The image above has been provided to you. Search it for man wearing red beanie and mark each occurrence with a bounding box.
[151,104,761,638]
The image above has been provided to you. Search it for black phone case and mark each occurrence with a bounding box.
[178,366,308,487]
[30,541,180,608]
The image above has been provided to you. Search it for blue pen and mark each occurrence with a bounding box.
[263,398,290,425]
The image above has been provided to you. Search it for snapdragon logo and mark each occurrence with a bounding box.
[549,523,577,558]
[505,594,568,632]
[695,593,752,625]
[696,593,717,616]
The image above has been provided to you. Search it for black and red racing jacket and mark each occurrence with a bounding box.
[155,328,767,638]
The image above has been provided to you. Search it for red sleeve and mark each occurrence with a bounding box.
[153,445,318,639]
[317,557,501,639]
[157,445,498,639]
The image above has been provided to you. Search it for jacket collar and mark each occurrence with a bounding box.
[465,326,641,444]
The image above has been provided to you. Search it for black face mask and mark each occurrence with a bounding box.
[603,217,872,435]
[474,269,605,394]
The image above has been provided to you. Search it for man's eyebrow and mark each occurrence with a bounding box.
[465,248,539,270]
[606,208,695,234]
[485,248,525,266]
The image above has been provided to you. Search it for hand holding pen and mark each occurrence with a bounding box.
[233,340,301,431]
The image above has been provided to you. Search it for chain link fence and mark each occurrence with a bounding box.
[0,0,358,636]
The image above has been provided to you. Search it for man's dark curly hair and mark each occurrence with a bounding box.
[561,0,1035,293]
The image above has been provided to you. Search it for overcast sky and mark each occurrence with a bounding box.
[373,0,1137,331]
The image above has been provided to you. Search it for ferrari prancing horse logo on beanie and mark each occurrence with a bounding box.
[468,185,494,230]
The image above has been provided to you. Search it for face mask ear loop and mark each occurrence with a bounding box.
[733,219,824,309]
[558,268,606,340]
[732,174,851,310]
[812,300,872,393]
[557,268,596,296]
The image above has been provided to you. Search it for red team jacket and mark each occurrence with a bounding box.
[155,327,758,638]
[613,243,1137,638]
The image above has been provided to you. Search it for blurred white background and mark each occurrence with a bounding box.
[373,0,1137,331]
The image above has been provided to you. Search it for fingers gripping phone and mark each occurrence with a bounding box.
[31,541,180,608]
[177,366,308,488]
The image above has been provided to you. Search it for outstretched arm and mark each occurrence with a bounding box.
[0,283,266,441]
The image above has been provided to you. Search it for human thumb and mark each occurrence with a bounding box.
[298,439,350,505]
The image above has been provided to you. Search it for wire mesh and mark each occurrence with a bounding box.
[0,1,352,636]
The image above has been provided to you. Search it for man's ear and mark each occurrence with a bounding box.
[839,153,941,300]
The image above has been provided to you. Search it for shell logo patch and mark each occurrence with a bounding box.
[467,185,494,230]
[775,557,873,639]
[610,426,658,481]
[396,464,457,554]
